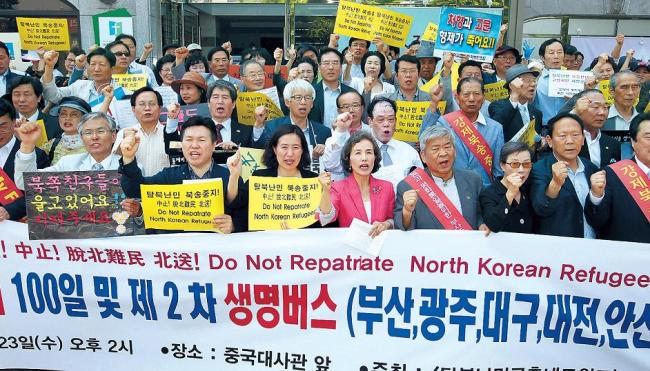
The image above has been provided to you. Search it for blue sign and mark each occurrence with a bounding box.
[434,7,502,63]
[5,42,15,60]
[109,21,123,36]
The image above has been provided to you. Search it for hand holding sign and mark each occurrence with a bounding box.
[121,198,142,217]
[0,207,9,222]
[120,128,140,164]
[212,214,234,234]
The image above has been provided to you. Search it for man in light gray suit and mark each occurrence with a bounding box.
[394,125,488,232]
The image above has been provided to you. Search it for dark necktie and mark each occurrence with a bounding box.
[215,123,224,145]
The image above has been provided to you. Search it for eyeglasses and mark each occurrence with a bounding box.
[506,161,532,169]
[211,58,229,64]
[340,103,362,111]
[244,72,265,79]
[496,55,516,62]
[136,102,159,108]
[398,69,418,76]
[81,128,111,137]
[290,95,313,102]
[59,112,83,119]
[520,76,538,84]
[321,61,340,67]
[113,51,130,57]
[160,68,173,73]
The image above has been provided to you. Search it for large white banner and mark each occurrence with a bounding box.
[0,221,648,370]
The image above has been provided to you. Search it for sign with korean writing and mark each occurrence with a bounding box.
[228,65,288,89]
[112,74,148,91]
[548,70,593,98]
[0,222,648,370]
[394,101,446,143]
[0,169,22,207]
[16,17,70,51]
[333,1,413,48]
[140,180,224,232]
[248,176,320,230]
[239,147,267,182]
[236,90,284,126]
[159,103,210,124]
[483,80,509,102]
[421,23,439,42]
[434,7,502,63]
[23,170,135,240]
[420,62,460,96]
[155,86,178,107]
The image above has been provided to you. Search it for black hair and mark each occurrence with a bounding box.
[456,76,484,94]
[0,41,9,57]
[318,47,343,64]
[179,84,207,105]
[297,44,318,60]
[588,56,619,74]
[360,51,386,77]
[9,76,43,97]
[336,90,365,109]
[262,124,311,170]
[576,51,584,60]
[0,98,16,120]
[69,46,85,56]
[154,54,176,85]
[458,60,483,77]
[114,34,137,48]
[105,40,130,56]
[180,115,218,143]
[185,54,210,72]
[207,46,230,62]
[341,130,381,175]
[395,55,420,74]
[630,112,650,142]
[162,44,180,55]
[130,86,163,108]
[408,40,421,48]
[87,47,116,67]
[547,112,585,137]
[294,57,318,78]
[539,38,565,58]
[367,96,396,118]
[207,80,237,101]
[388,46,400,56]
[499,142,533,164]
[349,38,371,49]
[565,44,579,56]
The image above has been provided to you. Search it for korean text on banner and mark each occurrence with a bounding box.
[140,180,224,231]
[421,23,439,42]
[483,80,509,102]
[16,17,70,51]
[0,169,22,207]
[248,176,320,230]
[434,7,502,63]
[548,70,593,98]
[159,103,210,124]
[113,74,148,91]
[236,91,284,125]
[333,1,413,48]
[23,170,134,240]
[239,147,267,182]
[394,101,446,143]
[0,222,649,370]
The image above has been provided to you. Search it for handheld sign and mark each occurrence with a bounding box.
[16,17,70,51]
[421,23,439,43]
[0,169,22,207]
[483,81,509,102]
[113,74,148,91]
[333,1,413,48]
[236,91,284,125]
[434,7,502,62]
[394,101,446,143]
[239,147,267,182]
[548,70,593,98]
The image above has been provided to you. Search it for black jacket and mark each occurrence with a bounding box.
[578,132,621,169]
[308,81,355,126]
[2,139,49,220]
[479,178,535,234]
[488,98,544,142]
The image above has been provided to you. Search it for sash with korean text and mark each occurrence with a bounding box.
[404,168,471,230]
[444,110,494,177]
[610,160,650,223]
[0,168,23,206]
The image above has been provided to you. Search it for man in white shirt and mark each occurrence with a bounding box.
[13,112,122,189]
[113,87,169,176]
[8,75,61,140]
[603,71,641,131]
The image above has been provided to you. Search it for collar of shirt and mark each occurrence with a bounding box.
[608,104,638,120]
[584,130,601,144]
[213,117,231,129]
[397,88,419,101]
[430,173,456,188]
[567,157,586,176]
[88,153,115,170]
[137,123,163,137]
[20,110,39,122]
[324,83,341,93]
[0,136,16,154]
[541,68,551,78]
[509,99,528,109]
[636,157,650,176]
[473,111,487,126]
[189,160,214,180]
[0,69,8,78]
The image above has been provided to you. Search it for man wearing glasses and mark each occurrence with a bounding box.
[390,55,431,103]
[483,45,521,84]
[309,48,355,129]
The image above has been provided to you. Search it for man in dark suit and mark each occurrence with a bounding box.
[488,64,543,142]
[0,99,49,222]
[531,112,599,238]
[7,76,61,140]
[585,113,650,243]
[308,47,354,128]
[0,41,23,97]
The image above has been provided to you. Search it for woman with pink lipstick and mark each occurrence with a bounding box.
[317,130,394,237]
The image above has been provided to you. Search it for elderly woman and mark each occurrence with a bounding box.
[479,142,535,233]
[41,96,92,165]
[171,71,207,105]
[344,51,395,101]
[317,131,394,237]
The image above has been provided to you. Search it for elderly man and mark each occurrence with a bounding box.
[531,112,598,238]
[310,48,355,128]
[533,38,567,125]
[439,59,491,116]
[416,41,439,87]
[0,99,48,222]
[489,64,543,142]
[8,76,61,140]
[585,112,650,243]
[484,45,521,84]
[420,77,505,186]
[603,71,641,131]
[14,112,121,191]
[390,55,431,102]
[240,60,266,92]
[395,125,487,231]
[173,46,244,91]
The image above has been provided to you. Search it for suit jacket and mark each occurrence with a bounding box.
[2,140,49,220]
[584,159,650,243]
[259,116,331,148]
[479,179,535,234]
[37,111,63,142]
[488,98,544,142]
[327,175,395,227]
[2,71,23,95]
[308,81,355,126]
[530,154,598,238]
[394,168,484,230]
[578,132,621,169]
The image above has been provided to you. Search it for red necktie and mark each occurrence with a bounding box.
[215,123,224,144]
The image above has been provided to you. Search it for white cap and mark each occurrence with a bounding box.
[187,43,202,52]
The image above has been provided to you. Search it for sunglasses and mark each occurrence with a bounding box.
[113,51,130,57]
[506,161,532,169]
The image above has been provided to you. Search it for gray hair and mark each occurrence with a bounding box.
[77,111,117,135]
[283,78,316,100]
[419,124,454,152]
[207,80,237,101]
[610,70,639,90]
[240,59,264,77]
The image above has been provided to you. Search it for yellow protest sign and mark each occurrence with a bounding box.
[484,80,509,102]
[394,101,446,143]
[35,119,48,148]
[140,180,224,231]
[239,147,267,182]
[248,176,321,231]
[333,1,413,48]
[512,119,538,149]
[236,92,284,125]
[420,63,460,96]
[421,23,439,42]
[113,74,148,91]
[16,17,70,51]
[645,100,650,113]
